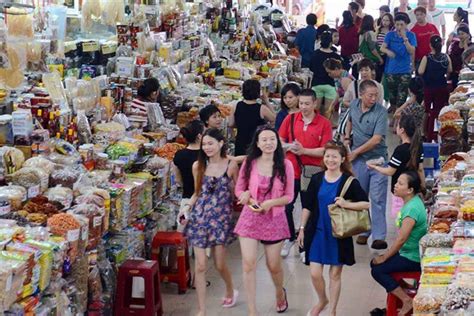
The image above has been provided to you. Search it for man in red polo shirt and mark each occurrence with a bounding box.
[411,6,439,68]
[278,89,332,258]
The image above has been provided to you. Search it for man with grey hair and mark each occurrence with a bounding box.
[344,80,389,250]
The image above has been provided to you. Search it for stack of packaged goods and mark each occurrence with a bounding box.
[0,0,306,313]
[413,152,474,315]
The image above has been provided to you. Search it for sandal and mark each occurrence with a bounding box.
[222,289,239,308]
[276,288,288,313]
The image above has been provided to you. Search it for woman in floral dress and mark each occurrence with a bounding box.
[178,128,240,316]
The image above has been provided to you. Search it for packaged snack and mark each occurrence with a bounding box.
[441,285,471,311]
[413,286,447,314]
[47,214,81,263]
[45,186,73,210]
[0,185,26,210]
[22,157,55,176]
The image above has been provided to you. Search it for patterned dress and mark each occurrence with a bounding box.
[183,169,235,248]
[234,175,290,241]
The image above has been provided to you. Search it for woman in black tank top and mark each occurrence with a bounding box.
[229,80,276,156]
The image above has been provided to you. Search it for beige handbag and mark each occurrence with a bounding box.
[328,176,371,239]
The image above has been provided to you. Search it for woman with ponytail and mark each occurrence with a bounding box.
[419,35,452,141]
[368,114,425,216]
[446,7,469,51]
[173,120,204,199]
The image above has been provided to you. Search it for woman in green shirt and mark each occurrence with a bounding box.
[370,171,427,315]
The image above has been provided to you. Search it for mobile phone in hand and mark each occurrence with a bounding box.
[248,204,261,211]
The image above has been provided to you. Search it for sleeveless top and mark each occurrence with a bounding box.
[422,53,449,88]
[234,101,265,156]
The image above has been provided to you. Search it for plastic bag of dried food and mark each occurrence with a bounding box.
[75,194,104,208]
[6,8,34,39]
[6,167,48,198]
[101,0,125,27]
[69,204,103,251]
[88,266,103,302]
[147,103,166,130]
[23,157,55,176]
[81,0,101,31]
[45,186,73,210]
[77,110,92,144]
[50,166,81,189]
[0,146,25,174]
[0,185,26,210]
[47,213,81,263]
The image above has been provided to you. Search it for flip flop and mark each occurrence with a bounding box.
[222,289,239,308]
[276,288,288,313]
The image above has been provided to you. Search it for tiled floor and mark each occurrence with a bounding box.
[160,133,401,316]
[161,229,396,316]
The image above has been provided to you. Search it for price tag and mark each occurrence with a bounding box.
[28,185,40,199]
[118,156,130,164]
[5,273,12,291]
[102,43,117,55]
[93,216,102,227]
[64,41,77,54]
[271,13,283,21]
[83,41,99,52]
[81,225,88,240]
[67,229,80,242]
[0,204,11,215]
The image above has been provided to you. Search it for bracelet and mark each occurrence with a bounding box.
[299,226,305,230]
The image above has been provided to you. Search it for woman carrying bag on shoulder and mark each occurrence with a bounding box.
[297,141,369,316]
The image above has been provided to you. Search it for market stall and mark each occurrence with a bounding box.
[411,64,474,315]
[0,0,310,314]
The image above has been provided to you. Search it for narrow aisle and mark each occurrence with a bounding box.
[162,133,400,315]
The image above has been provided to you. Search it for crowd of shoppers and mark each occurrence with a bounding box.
[171,2,472,314]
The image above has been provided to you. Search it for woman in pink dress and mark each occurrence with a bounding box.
[234,125,294,316]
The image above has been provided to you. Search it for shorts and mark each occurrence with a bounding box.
[313,85,337,100]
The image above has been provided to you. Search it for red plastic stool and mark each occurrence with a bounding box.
[386,271,421,316]
[151,231,191,294]
[115,259,163,316]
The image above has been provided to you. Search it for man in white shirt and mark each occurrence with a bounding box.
[428,0,446,42]
[407,0,433,29]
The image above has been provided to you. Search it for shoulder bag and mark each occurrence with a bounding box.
[328,176,371,238]
[290,114,322,192]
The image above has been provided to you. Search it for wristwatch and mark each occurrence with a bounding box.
[299,226,305,230]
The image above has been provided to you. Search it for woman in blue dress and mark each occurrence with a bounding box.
[297,141,369,316]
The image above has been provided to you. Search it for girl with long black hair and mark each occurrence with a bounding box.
[446,7,469,51]
[368,114,425,217]
[338,10,359,74]
[178,128,240,315]
[234,125,295,315]
[359,14,384,81]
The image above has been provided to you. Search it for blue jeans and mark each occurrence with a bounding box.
[352,158,388,240]
[370,253,421,292]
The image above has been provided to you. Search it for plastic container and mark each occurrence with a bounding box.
[0,114,12,144]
